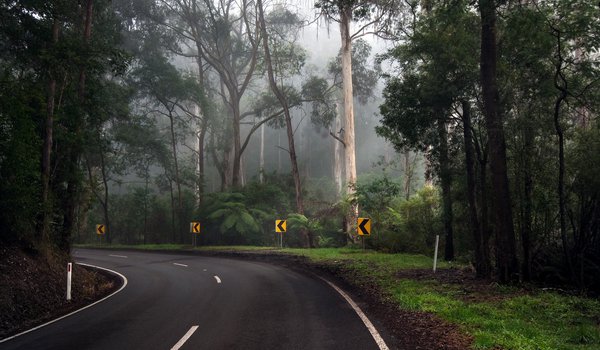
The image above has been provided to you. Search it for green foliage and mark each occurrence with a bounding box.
[392,186,441,253]
[301,76,337,129]
[377,0,600,287]
[329,39,381,105]
[287,213,324,246]
[353,173,441,253]
[0,0,131,250]
[378,0,478,152]
[0,82,42,245]
[201,192,272,245]
[356,175,401,213]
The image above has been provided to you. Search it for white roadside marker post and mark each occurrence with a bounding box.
[433,235,439,273]
[66,262,72,301]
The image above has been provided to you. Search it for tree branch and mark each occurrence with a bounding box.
[329,130,346,147]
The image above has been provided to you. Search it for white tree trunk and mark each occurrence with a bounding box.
[195,104,201,206]
[240,153,246,186]
[340,9,358,240]
[333,102,343,197]
[259,121,265,183]
[278,131,282,172]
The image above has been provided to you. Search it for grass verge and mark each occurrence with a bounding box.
[285,248,600,350]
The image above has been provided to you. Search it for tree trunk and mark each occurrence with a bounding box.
[333,103,343,197]
[41,17,60,243]
[479,151,491,275]
[85,153,109,244]
[75,185,92,244]
[259,120,265,183]
[232,99,242,187]
[479,0,518,282]
[167,111,184,243]
[304,123,311,179]
[198,117,207,206]
[403,151,411,200]
[193,47,207,206]
[167,174,176,243]
[62,0,94,250]
[340,6,358,242]
[437,117,454,261]
[99,150,111,244]
[210,131,228,192]
[521,122,534,281]
[278,132,282,172]
[240,153,246,186]
[552,28,573,280]
[257,0,311,246]
[144,163,149,244]
[462,101,491,277]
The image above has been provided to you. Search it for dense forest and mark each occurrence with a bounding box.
[1,0,598,290]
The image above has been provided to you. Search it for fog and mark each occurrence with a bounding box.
[77,0,432,247]
[107,0,422,202]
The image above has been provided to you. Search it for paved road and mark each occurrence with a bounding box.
[1,249,384,350]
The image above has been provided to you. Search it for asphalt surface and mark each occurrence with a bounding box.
[1,249,383,350]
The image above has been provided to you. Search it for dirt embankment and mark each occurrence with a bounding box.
[0,246,119,339]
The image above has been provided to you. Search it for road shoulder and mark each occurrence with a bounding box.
[0,247,122,340]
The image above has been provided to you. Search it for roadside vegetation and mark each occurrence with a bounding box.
[290,248,600,350]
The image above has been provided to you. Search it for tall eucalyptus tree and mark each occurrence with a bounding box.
[315,0,401,240]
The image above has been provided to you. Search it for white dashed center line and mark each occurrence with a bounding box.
[214,275,221,284]
[173,263,188,267]
[108,254,128,258]
[170,325,199,350]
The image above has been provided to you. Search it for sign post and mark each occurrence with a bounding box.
[433,234,440,273]
[357,218,371,250]
[96,224,105,245]
[275,220,286,248]
[66,263,72,301]
[190,222,200,247]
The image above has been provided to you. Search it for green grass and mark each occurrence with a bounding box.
[74,243,275,251]
[195,245,276,251]
[75,243,190,250]
[74,244,600,349]
[285,248,600,350]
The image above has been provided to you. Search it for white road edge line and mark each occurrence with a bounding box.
[170,325,199,350]
[0,263,128,344]
[173,263,188,267]
[319,277,390,350]
[214,275,221,284]
[109,254,128,258]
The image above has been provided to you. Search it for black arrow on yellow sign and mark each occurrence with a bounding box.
[275,220,286,233]
[96,224,105,235]
[191,222,201,233]
[357,218,371,236]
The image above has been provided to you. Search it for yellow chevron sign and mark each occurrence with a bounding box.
[357,218,371,236]
[190,222,201,233]
[96,224,105,235]
[275,220,286,233]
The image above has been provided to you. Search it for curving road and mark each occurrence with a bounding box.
[1,249,386,350]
